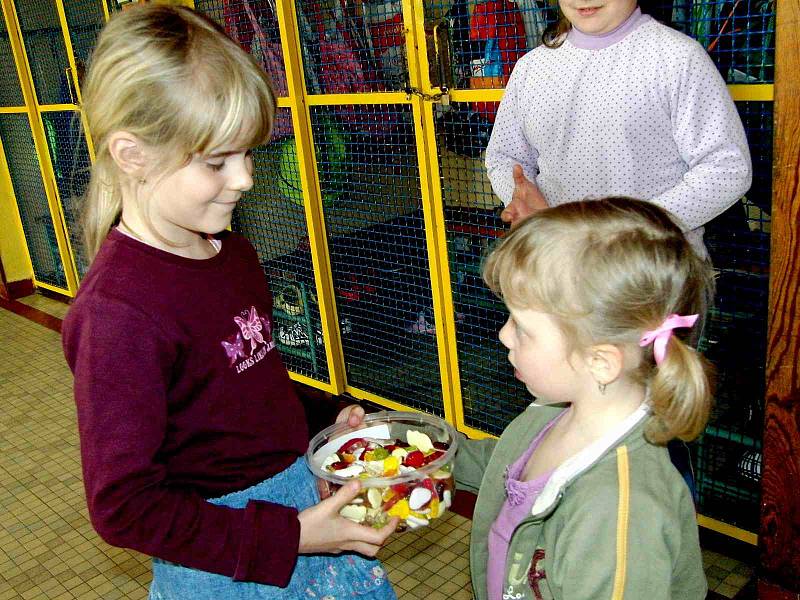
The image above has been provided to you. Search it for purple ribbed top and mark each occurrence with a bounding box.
[486,411,565,599]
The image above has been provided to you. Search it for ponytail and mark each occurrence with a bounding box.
[646,337,714,444]
[82,153,122,261]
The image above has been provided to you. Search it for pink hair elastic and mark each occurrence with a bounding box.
[639,314,699,365]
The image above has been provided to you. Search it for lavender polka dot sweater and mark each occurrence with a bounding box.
[485,9,752,254]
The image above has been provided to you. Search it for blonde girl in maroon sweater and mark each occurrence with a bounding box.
[63,5,397,599]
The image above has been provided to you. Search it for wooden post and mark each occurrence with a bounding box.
[759,0,800,597]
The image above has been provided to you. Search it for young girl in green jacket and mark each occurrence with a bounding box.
[457,197,714,600]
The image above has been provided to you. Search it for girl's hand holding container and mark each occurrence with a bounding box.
[297,480,399,557]
[307,411,458,533]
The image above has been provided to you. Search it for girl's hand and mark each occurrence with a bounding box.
[335,404,365,428]
[501,164,548,227]
[298,481,399,556]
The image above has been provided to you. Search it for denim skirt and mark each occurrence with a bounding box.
[149,457,397,599]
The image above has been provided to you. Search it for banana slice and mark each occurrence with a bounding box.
[406,430,434,453]
[340,504,367,523]
[367,487,383,509]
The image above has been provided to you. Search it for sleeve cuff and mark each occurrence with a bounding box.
[233,500,300,586]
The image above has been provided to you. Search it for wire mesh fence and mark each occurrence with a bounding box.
[0,6,25,107]
[311,103,446,415]
[691,99,772,531]
[652,0,775,83]
[297,0,410,94]
[13,0,74,106]
[423,0,775,87]
[40,110,90,278]
[0,113,67,289]
[62,0,106,81]
[230,107,332,382]
[195,0,290,97]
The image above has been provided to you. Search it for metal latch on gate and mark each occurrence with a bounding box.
[404,86,450,106]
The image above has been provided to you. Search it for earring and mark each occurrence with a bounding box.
[138,177,147,185]
[598,382,607,395]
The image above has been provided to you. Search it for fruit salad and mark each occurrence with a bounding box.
[320,429,455,530]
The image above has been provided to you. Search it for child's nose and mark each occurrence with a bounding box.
[498,320,513,348]
[232,161,254,192]
[238,170,254,192]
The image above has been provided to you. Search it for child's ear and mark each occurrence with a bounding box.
[587,344,624,386]
[107,131,149,177]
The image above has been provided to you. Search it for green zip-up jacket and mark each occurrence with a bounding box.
[456,403,706,600]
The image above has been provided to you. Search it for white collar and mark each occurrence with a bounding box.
[529,403,650,518]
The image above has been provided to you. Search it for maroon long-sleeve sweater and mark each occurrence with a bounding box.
[62,229,309,586]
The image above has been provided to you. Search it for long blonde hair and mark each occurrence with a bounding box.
[483,198,715,443]
[81,4,276,260]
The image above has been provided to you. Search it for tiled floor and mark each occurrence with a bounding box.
[0,292,754,599]
[702,549,756,599]
[0,301,151,600]
[15,294,70,320]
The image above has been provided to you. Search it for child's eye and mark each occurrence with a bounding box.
[206,161,225,172]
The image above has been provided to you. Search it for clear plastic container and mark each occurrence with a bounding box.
[306,411,458,531]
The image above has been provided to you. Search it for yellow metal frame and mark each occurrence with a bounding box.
[55,0,97,165]
[273,0,464,423]
[2,0,78,296]
[0,126,36,281]
[447,83,774,104]
[697,514,758,545]
[408,0,467,433]
[728,83,774,101]
[321,0,459,427]
[56,0,85,107]
[277,0,346,395]
[1,0,104,296]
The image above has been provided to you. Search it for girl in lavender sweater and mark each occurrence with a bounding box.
[486,0,752,257]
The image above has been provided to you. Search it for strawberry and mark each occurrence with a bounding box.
[383,483,411,510]
[404,450,425,468]
[417,477,436,492]
[337,437,367,454]
[390,483,410,495]
[422,450,444,465]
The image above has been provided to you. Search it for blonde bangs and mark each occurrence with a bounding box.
[192,70,274,155]
[157,13,275,159]
[167,77,274,159]
[483,219,583,316]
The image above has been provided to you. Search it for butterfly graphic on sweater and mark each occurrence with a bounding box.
[221,306,274,366]
[234,306,266,353]
[221,333,246,366]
